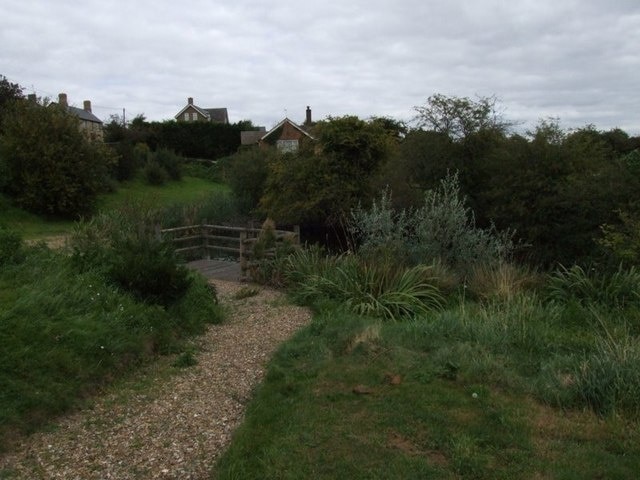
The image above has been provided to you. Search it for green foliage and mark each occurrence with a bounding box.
[108,235,192,307]
[283,249,444,321]
[600,210,640,265]
[227,147,271,214]
[154,147,182,181]
[143,159,169,185]
[0,226,23,266]
[546,264,640,308]
[144,120,242,160]
[413,173,514,271]
[261,116,394,225]
[414,93,511,140]
[215,298,640,479]
[315,115,392,172]
[0,100,116,218]
[70,203,192,307]
[351,173,514,275]
[0,246,221,447]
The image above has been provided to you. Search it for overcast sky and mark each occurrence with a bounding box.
[2,0,639,134]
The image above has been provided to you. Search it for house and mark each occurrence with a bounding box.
[253,106,315,153]
[175,97,229,124]
[55,93,103,140]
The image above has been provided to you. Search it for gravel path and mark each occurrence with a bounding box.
[0,280,311,479]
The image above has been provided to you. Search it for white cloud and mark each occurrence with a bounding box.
[1,0,638,134]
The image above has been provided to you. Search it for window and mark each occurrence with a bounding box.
[192,112,198,121]
[277,139,299,153]
[184,112,189,121]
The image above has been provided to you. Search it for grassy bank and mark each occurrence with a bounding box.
[213,300,640,479]
[0,176,228,239]
[0,242,223,451]
[213,252,640,478]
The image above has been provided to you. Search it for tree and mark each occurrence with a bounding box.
[227,147,274,214]
[0,75,24,133]
[0,100,115,218]
[260,116,394,225]
[413,93,512,140]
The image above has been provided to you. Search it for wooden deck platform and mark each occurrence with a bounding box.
[186,259,242,282]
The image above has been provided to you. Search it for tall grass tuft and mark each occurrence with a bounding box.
[467,262,541,302]
[284,249,444,321]
[547,264,640,308]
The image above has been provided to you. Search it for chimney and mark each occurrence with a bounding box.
[305,106,312,125]
[83,100,92,113]
[58,93,68,108]
[27,93,37,103]
[188,97,193,105]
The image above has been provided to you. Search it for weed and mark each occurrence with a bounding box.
[232,286,260,300]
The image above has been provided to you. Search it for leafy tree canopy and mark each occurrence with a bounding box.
[414,93,512,140]
[0,99,115,218]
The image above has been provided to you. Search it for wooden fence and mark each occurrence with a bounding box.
[160,223,300,280]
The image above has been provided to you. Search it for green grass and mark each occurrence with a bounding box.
[0,176,228,240]
[0,246,222,451]
[213,297,640,479]
[96,176,228,213]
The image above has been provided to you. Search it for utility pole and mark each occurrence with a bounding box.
[122,108,126,127]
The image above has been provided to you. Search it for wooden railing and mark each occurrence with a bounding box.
[160,223,299,280]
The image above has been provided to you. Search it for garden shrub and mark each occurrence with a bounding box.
[70,202,192,307]
[143,159,169,185]
[108,235,192,307]
[155,148,183,181]
[350,172,514,276]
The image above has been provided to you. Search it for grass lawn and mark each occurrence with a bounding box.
[0,177,228,240]
[213,304,640,479]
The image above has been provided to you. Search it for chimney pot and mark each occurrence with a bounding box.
[83,100,92,113]
[188,97,193,105]
[58,93,68,108]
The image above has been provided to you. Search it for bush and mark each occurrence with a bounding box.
[0,100,116,218]
[349,172,514,276]
[108,235,192,307]
[227,148,271,214]
[143,160,169,185]
[155,148,183,181]
[70,203,192,307]
[412,172,514,272]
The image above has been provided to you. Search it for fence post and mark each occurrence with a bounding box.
[239,230,247,280]
[155,224,162,241]
[293,225,300,245]
[202,219,209,260]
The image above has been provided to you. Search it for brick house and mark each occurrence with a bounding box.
[256,106,315,153]
[174,97,229,124]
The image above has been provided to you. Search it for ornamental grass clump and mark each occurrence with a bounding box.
[287,251,444,321]
[546,264,640,308]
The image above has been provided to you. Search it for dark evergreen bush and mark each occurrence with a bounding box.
[143,160,169,185]
[108,236,192,307]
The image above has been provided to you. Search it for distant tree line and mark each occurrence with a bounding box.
[224,94,640,268]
